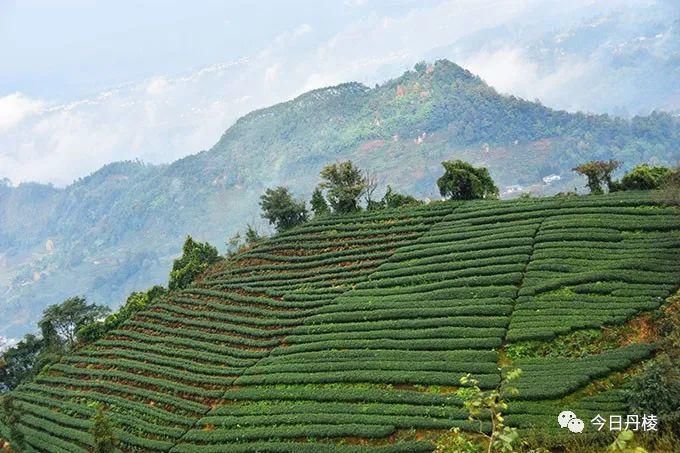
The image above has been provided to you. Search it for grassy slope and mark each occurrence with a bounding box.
[2,192,679,452]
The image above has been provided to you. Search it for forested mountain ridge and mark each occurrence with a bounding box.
[1,59,679,339]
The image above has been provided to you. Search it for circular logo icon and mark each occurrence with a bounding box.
[568,418,585,433]
[558,410,577,428]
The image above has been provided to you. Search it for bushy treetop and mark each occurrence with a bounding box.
[259,186,308,232]
[437,160,498,200]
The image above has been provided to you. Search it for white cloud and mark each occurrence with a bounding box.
[460,47,588,104]
[269,23,314,50]
[0,93,46,132]
[462,48,539,94]
[0,61,268,186]
[146,77,171,95]
[0,335,18,352]
[300,0,545,88]
[264,63,281,85]
[292,23,312,38]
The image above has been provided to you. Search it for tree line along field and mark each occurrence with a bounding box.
[1,191,679,452]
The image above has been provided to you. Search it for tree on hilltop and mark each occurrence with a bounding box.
[657,166,680,205]
[572,159,621,194]
[362,169,380,210]
[77,286,167,344]
[317,161,369,214]
[2,297,110,391]
[381,185,422,209]
[226,224,265,257]
[366,185,423,211]
[437,160,498,200]
[259,186,308,232]
[0,335,44,391]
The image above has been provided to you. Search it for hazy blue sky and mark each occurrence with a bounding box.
[1,0,677,186]
[1,0,439,100]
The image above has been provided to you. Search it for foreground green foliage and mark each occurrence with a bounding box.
[90,405,117,453]
[625,294,680,433]
[1,395,24,451]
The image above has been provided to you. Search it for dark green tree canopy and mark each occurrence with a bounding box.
[169,236,221,290]
[318,161,368,214]
[39,296,110,349]
[437,160,499,200]
[259,186,308,232]
[0,334,44,391]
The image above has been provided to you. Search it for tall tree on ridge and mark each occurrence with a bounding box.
[318,161,368,214]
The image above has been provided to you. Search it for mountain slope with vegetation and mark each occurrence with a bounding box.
[1,191,679,451]
[2,59,679,339]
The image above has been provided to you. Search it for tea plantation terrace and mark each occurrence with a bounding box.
[1,191,679,452]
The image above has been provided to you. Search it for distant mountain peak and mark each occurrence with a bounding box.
[388,59,481,85]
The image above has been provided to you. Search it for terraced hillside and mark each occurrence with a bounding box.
[2,192,679,452]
